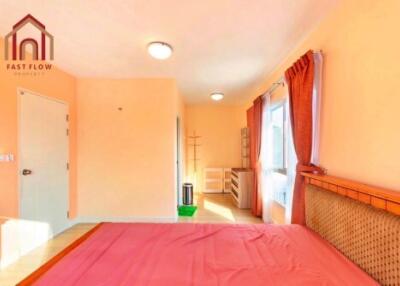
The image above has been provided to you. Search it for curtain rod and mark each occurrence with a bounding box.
[262,50,322,98]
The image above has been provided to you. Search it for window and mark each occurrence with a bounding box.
[260,98,295,209]
[271,103,287,175]
[270,101,289,206]
[260,53,322,223]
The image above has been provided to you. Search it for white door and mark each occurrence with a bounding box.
[19,89,69,238]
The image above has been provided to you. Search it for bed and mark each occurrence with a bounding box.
[18,173,400,286]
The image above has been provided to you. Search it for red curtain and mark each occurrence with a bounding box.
[285,50,323,224]
[247,96,263,217]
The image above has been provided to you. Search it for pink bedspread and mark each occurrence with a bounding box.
[32,223,378,286]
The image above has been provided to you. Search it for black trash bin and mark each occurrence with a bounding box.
[182,183,193,205]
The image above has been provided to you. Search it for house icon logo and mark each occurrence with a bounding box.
[4,14,54,61]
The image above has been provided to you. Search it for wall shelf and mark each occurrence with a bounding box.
[241,128,250,168]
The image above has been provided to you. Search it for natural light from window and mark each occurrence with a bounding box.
[204,200,235,221]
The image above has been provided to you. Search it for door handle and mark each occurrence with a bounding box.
[22,169,32,176]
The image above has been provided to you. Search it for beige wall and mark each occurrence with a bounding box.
[77,78,182,220]
[246,0,400,193]
[185,104,246,192]
[0,38,77,219]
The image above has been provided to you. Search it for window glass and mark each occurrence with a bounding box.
[271,104,286,173]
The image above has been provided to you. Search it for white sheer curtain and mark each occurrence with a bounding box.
[260,51,322,224]
[311,52,323,165]
[283,99,297,223]
[259,94,273,223]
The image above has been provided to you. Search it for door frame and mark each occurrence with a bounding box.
[17,87,70,220]
[176,116,183,207]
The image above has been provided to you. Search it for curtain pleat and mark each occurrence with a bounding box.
[247,97,263,217]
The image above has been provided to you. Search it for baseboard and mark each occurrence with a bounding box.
[75,216,178,224]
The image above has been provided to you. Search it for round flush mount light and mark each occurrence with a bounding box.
[210,92,224,101]
[147,42,173,60]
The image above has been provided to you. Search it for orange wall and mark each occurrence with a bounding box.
[185,104,246,192]
[77,78,182,219]
[247,0,400,191]
[0,38,77,218]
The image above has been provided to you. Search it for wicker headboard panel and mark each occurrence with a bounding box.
[305,183,400,285]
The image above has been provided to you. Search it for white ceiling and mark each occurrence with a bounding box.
[0,0,338,104]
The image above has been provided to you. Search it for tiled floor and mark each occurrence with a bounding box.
[0,193,261,285]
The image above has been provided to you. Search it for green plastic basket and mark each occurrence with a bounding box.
[178,205,197,217]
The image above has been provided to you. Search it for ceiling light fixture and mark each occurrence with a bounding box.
[147,42,173,60]
[210,92,224,101]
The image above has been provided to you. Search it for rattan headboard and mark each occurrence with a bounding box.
[303,173,400,286]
